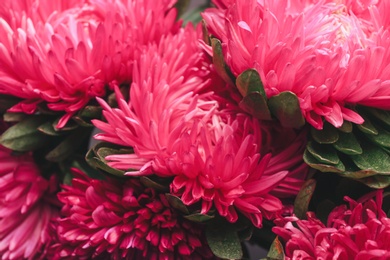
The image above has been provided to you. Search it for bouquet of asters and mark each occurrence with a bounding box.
[0,0,389,259]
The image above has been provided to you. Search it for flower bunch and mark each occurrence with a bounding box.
[0,0,389,259]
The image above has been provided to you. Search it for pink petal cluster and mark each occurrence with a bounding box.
[52,169,215,260]
[0,0,180,127]
[273,191,390,260]
[202,0,390,129]
[0,146,59,260]
[93,23,309,227]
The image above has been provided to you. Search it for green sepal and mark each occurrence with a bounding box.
[239,92,272,120]
[140,176,170,192]
[174,0,190,18]
[366,108,390,126]
[351,141,390,174]
[45,129,90,162]
[357,116,378,135]
[364,124,390,148]
[86,142,129,176]
[268,91,305,128]
[304,150,345,173]
[358,175,390,189]
[338,121,353,133]
[0,116,52,151]
[236,69,266,98]
[184,212,215,222]
[311,122,339,144]
[306,141,340,165]
[165,194,190,214]
[52,117,79,132]
[332,131,362,155]
[3,112,27,122]
[37,121,63,136]
[205,220,243,259]
[294,179,317,219]
[201,20,211,46]
[211,38,235,85]
[263,237,285,260]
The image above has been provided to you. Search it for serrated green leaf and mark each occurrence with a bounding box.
[294,179,316,219]
[268,91,305,128]
[311,123,339,144]
[165,194,190,214]
[351,142,390,174]
[0,116,51,151]
[236,69,266,98]
[211,38,235,85]
[306,141,339,165]
[364,124,390,148]
[304,150,345,173]
[38,121,63,136]
[333,131,362,155]
[357,116,378,135]
[266,237,285,260]
[239,92,272,120]
[184,213,214,222]
[206,222,243,259]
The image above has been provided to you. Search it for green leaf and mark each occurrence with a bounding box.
[357,117,378,135]
[236,69,266,98]
[165,194,190,214]
[239,92,272,120]
[45,130,89,162]
[3,112,27,122]
[206,221,243,259]
[311,123,339,144]
[306,141,339,165]
[201,20,211,46]
[294,179,316,219]
[367,108,390,126]
[211,38,235,85]
[184,212,215,222]
[86,143,128,176]
[52,117,79,132]
[358,175,390,189]
[338,121,353,133]
[332,131,362,155]
[38,121,63,136]
[174,0,190,18]
[351,142,390,174]
[268,91,305,128]
[78,105,103,118]
[0,116,51,151]
[266,237,285,260]
[140,176,170,192]
[364,124,390,148]
[304,150,345,173]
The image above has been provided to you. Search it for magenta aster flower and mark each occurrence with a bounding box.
[0,146,59,259]
[273,191,390,259]
[202,0,390,129]
[53,169,215,260]
[0,0,180,127]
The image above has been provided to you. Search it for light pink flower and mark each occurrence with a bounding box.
[0,0,180,127]
[202,0,390,129]
[273,191,390,260]
[53,169,215,260]
[0,146,59,260]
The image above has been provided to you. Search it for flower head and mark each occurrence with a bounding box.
[0,146,59,260]
[0,0,180,127]
[53,169,215,260]
[202,0,390,129]
[273,191,390,259]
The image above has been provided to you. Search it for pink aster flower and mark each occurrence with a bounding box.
[202,0,390,129]
[0,0,180,127]
[93,23,219,174]
[0,146,59,260]
[273,191,390,260]
[52,169,215,260]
